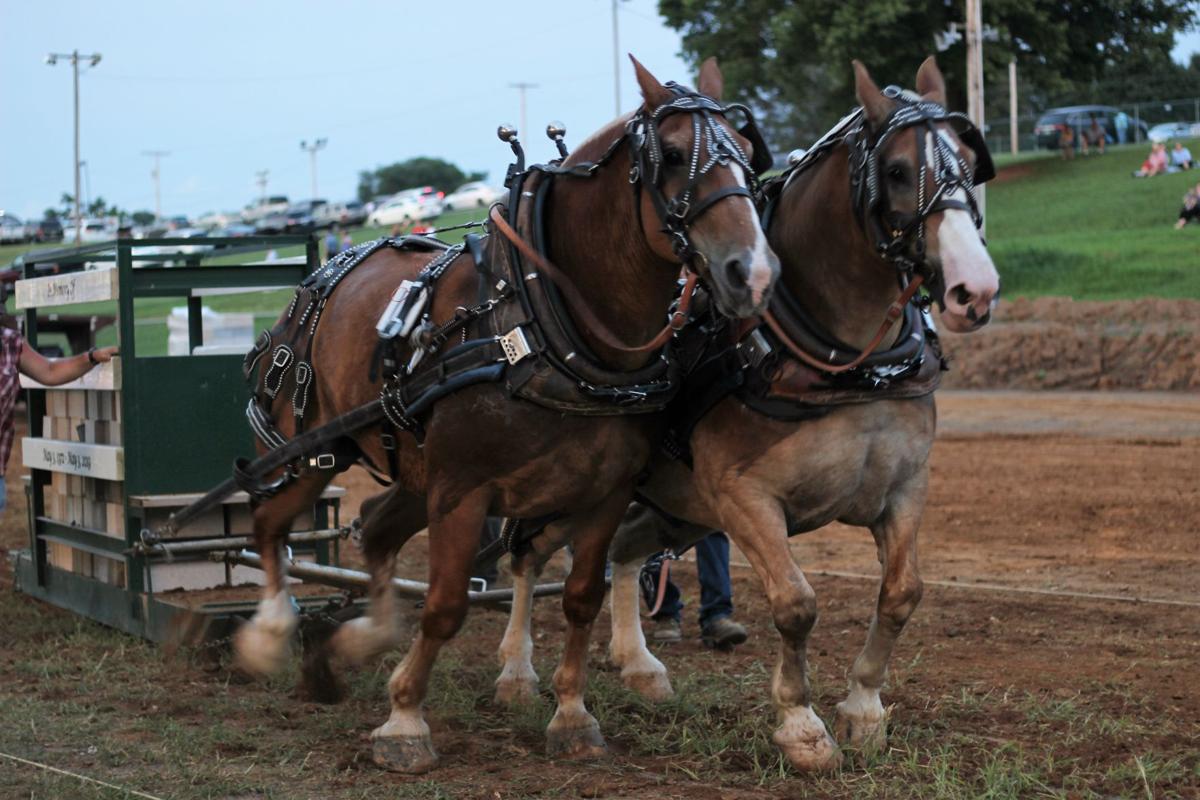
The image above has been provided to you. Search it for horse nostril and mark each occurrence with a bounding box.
[953,284,972,306]
[725,258,750,287]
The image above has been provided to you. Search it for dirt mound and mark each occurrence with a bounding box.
[939,296,1200,390]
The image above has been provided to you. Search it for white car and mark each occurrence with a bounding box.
[367,187,444,227]
[442,181,504,211]
[0,213,28,244]
[1148,122,1200,142]
[79,218,118,243]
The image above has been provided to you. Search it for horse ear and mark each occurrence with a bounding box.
[916,56,947,106]
[630,54,673,109]
[853,60,892,129]
[697,57,724,100]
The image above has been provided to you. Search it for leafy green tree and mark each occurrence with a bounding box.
[659,0,1198,146]
[130,210,156,226]
[43,208,60,221]
[357,158,486,202]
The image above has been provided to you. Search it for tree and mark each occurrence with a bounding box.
[130,210,156,226]
[658,0,1198,146]
[43,208,60,221]
[357,158,486,202]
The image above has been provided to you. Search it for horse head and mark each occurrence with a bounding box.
[628,56,780,317]
[853,57,999,332]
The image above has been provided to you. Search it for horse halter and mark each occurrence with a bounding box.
[848,86,995,277]
[627,83,773,265]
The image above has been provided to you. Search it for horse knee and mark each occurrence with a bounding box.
[880,574,923,626]
[772,585,818,641]
[562,585,605,627]
[420,593,470,641]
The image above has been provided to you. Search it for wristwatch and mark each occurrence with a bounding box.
[87,347,99,366]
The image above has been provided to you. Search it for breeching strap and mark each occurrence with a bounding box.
[762,274,925,374]
[489,206,697,355]
[642,556,673,619]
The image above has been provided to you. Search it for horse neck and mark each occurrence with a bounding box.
[542,126,678,371]
[771,146,906,350]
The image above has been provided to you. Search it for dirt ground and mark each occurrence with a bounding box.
[0,388,1197,799]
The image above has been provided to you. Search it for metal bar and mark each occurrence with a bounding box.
[36,518,128,556]
[130,266,308,295]
[137,528,345,557]
[220,550,569,605]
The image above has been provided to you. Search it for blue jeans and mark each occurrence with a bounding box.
[643,532,733,626]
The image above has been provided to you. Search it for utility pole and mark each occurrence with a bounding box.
[255,170,269,204]
[300,139,327,199]
[46,49,102,244]
[142,150,170,222]
[508,82,538,140]
[1008,60,1018,155]
[611,0,621,116]
[965,0,985,230]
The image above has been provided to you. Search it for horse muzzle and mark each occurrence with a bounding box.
[702,245,780,318]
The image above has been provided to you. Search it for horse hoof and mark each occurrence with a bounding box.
[232,622,289,676]
[773,707,843,772]
[833,705,887,754]
[494,676,539,706]
[623,669,674,703]
[372,735,439,774]
[546,720,608,760]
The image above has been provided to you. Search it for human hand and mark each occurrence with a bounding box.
[91,346,119,364]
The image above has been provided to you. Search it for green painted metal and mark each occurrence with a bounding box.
[16,235,346,642]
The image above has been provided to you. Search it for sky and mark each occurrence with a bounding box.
[3,1,1199,223]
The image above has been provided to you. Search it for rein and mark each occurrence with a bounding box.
[762,274,924,373]
[489,206,697,355]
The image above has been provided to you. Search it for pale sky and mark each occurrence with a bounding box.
[3,1,1198,222]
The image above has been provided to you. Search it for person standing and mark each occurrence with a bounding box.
[0,314,118,512]
[643,531,749,650]
[324,227,341,261]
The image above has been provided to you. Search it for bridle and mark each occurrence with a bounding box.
[760,87,994,374]
[492,82,773,354]
[848,86,994,279]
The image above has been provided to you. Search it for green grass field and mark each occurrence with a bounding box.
[987,141,1200,299]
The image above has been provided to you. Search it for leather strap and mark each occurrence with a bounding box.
[489,206,696,355]
[763,274,925,374]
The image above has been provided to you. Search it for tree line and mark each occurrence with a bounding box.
[658,0,1200,146]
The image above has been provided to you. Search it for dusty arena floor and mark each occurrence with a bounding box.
[1,391,1197,799]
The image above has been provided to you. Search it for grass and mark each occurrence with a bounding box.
[1,586,1196,800]
[986,140,1200,299]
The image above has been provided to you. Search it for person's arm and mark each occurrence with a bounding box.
[18,342,119,386]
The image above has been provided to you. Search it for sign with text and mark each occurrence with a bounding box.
[22,437,124,480]
[16,268,118,309]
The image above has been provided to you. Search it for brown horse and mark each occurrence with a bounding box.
[232,56,779,774]
[496,57,999,772]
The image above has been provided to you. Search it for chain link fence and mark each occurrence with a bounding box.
[981,97,1200,155]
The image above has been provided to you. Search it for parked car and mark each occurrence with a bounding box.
[242,195,289,223]
[30,218,64,242]
[315,201,368,229]
[1034,105,1148,149]
[0,213,27,244]
[1147,121,1200,142]
[79,218,117,243]
[281,199,326,233]
[442,181,504,211]
[210,222,257,239]
[366,187,444,228]
[255,211,289,235]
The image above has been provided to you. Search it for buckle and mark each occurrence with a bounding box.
[739,329,772,368]
[499,327,533,365]
[309,453,336,470]
[380,433,397,450]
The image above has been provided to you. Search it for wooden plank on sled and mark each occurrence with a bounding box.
[22,437,124,480]
[16,268,118,309]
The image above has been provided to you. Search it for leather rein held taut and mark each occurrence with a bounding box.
[492,83,770,355]
[762,87,994,374]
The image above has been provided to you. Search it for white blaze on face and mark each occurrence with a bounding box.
[732,163,776,307]
[929,130,999,332]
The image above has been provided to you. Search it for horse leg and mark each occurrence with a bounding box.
[494,550,542,705]
[234,470,333,675]
[371,488,487,774]
[607,557,673,701]
[545,488,632,760]
[834,473,927,754]
[716,489,842,772]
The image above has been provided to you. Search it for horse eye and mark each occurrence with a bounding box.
[887,165,907,183]
[664,149,686,167]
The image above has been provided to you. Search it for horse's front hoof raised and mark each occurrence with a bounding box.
[372,734,439,774]
[773,706,843,772]
[546,719,608,761]
[232,621,291,676]
[833,702,887,756]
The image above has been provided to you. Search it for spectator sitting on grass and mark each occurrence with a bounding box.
[1058,126,1075,160]
[1171,141,1193,171]
[1174,183,1200,229]
[1134,142,1169,177]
